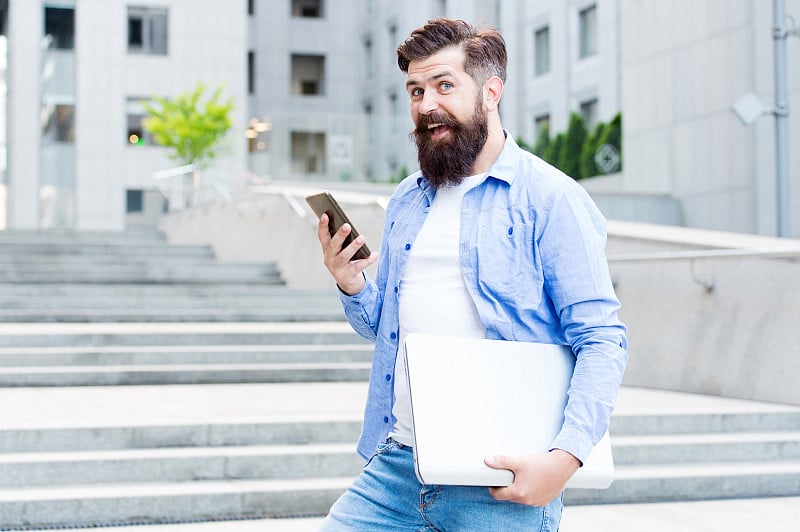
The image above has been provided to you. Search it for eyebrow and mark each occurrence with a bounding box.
[406,70,457,89]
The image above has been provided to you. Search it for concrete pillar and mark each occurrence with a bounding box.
[6,0,41,229]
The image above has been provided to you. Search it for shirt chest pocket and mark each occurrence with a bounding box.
[475,221,543,303]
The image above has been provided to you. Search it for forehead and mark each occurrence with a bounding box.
[406,46,467,82]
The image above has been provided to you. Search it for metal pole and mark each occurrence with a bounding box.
[773,0,791,237]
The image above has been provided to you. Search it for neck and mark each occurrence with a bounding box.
[470,118,505,174]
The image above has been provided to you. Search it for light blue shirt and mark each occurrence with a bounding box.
[340,133,628,464]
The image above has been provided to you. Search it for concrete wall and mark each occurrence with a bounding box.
[159,185,800,406]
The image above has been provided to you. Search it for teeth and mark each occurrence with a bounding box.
[427,123,443,129]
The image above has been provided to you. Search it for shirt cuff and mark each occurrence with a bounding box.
[338,274,375,311]
[550,425,594,466]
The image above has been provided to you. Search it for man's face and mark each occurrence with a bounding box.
[406,47,489,188]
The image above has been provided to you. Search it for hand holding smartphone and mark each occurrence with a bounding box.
[305,191,372,261]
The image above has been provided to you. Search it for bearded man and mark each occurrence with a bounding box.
[315,18,628,531]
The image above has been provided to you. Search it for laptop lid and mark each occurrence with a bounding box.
[403,332,614,489]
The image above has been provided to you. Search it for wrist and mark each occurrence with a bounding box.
[550,448,581,472]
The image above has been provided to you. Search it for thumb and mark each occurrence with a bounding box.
[485,455,517,471]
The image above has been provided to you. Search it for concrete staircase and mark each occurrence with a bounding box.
[0,230,798,528]
[0,230,344,323]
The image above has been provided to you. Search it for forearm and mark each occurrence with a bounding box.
[339,275,382,342]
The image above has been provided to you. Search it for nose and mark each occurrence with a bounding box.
[418,90,438,114]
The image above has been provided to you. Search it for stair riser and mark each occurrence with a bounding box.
[0,312,344,323]
[566,472,800,505]
[0,332,366,348]
[0,453,363,487]
[613,440,800,465]
[611,412,800,435]
[0,422,363,452]
[0,367,371,386]
[0,349,373,367]
[0,488,344,528]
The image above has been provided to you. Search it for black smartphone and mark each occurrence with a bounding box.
[305,191,372,260]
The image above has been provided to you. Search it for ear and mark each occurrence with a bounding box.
[482,76,504,112]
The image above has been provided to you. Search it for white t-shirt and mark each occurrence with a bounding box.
[390,173,487,446]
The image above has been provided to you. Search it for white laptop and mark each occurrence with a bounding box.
[403,333,614,489]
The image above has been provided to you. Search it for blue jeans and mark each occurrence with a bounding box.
[319,439,563,531]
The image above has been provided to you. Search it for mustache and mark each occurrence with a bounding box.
[413,112,459,134]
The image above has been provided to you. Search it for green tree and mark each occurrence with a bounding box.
[143,82,234,171]
[543,132,564,169]
[579,121,607,179]
[532,125,550,158]
[558,112,587,179]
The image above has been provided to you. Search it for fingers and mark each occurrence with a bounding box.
[485,455,516,501]
[316,213,332,245]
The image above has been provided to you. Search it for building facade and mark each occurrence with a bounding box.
[1,0,798,237]
[1,0,247,231]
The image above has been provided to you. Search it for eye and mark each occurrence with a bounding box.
[410,87,423,98]
[439,81,453,91]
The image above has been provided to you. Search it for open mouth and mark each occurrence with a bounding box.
[427,122,451,140]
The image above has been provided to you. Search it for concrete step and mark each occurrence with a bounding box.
[0,443,362,487]
[0,241,214,257]
[0,323,366,348]
[0,344,373,366]
[0,284,326,297]
[0,263,283,284]
[0,308,345,323]
[566,460,800,505]
[0,419,364,453]
[0,476,354,528]
[612,431,800,465]
[0,362,371,386]
[0,229,168,245]
[610,411,800,435]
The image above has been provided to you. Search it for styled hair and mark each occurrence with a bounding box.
[397,18,507,85]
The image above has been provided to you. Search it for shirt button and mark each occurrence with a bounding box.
[385,374,391,381]
[390,332,397,340]
[508,226,513,235]
[394,286,398,293]
[405,243,411,250]
[383,416,389,423]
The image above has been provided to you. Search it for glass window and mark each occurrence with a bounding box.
[580,98,598,130]
[291,54,325,96]
[290,131,325,174]
[579,5,597,58]
[44,7,74,50]
[42,103,75,143]
[126,98,155,146]
[128,6,168,55]
[126,190,144,213]
[291,0,323,18]
[534,26,550,76]
[248,51,255,94]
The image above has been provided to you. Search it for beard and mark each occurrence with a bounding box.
[410,98,488,189]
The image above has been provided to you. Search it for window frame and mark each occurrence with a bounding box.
[578,4,598,59]
[127,6,169,56]
[534,25,550,77]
